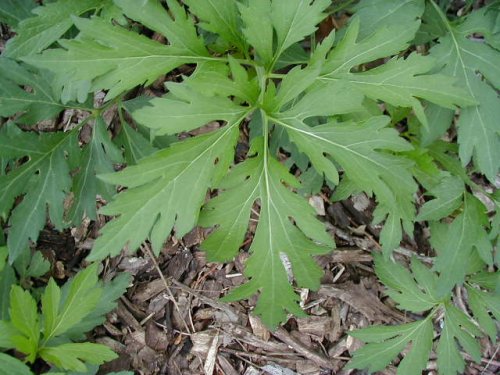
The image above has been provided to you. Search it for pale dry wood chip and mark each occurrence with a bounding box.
[273,328,337,369]
[191,329,220,357]
[203,332,219,375]
[328,338,349,358]
[330,249,373,263]
[351,193,370,211]
[319,281,403,323]
[249,315,270,341]
[296,316,333,341]
[118,256,152,275]
[308,196,326,216]
[129,330,146,346]
[243,367,261,375]
[217,355,239,375]
[262,362,297,375]
[194,307,217,321]
[295,360,322,375]
[170,278,241,323]
[221,323,290,352]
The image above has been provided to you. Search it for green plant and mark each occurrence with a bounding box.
[0,0,498,374]
[0,260,130,373]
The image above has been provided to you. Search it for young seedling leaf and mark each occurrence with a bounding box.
[43,264,102,341]
[65,272,131,339]
[39,342,117,373]
[9,285,39,360]
[0,353,32,375]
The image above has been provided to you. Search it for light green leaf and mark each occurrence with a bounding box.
[416,175,464,221]
[468,271,500,292]
[39,343,117,372]
[432,194,491,296]
[126,84,249,136]
[9,285,39,352]
[202,137,332,328]
[0,129,73,262]
[65,272,131,339]
[23,17,214,100]
[437,303,483,375]
[272,106,416,253]
[321,53,476,128]
[352,0,425,41]
[4,0,109,58]
[0,58,65,124]
[43,264,102,341]
[0,0,36,27]
[41,279,60,342]
[0,264,15,320]
[184,59,260,104]
[348,318,433,375]
[114,120,157,165]
[68,117,122,225]
[184,0,245,51]
[428,2,500,181]
[0,321,19,349]
[374,254,441,312]
[270,0,330,63]
[89,113,246,261]
[115,0,207,57]
[321,16,419,75]
[0,353,32,375]
[0,247,6,272]
[420,103,455,145]
[466,285,500,342]
[238,0,273,65]
[24,251,51,278]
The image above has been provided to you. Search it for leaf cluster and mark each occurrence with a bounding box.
[0,260,130,373]
[349,254,499,375]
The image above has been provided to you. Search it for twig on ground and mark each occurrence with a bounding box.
[273,327,337,369]
[141,244,194,334]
